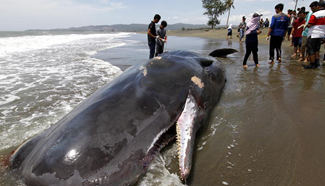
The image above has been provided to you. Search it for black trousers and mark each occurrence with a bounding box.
[243,42,258,65]
[269,36,283,61]
[148,41,156,59]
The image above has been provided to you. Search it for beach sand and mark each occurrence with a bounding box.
[168,28,299,47]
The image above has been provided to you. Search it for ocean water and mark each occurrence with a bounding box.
[0,33,131,151]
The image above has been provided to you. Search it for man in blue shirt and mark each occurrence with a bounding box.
[267,3,290,64]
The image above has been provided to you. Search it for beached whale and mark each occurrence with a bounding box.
[8,49,234,185]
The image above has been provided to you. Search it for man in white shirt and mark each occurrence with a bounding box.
[304,1,325,68]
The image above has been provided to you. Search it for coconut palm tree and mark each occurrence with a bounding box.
[294,0,298,11]
[294,0,307,11]
[225,0,234,26]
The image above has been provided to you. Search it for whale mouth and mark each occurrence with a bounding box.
[175,92,201,181]
[145,92,202,182]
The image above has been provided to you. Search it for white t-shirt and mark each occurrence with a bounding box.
[308,10,325,39]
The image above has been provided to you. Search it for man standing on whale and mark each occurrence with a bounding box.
[147,14,161,59]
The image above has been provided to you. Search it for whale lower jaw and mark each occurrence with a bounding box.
[176,92,201,181]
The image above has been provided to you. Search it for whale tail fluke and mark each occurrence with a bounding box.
[209,48,237,58]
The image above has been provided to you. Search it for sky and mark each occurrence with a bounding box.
[0,0,313,31]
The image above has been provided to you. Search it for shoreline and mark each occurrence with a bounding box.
[167,28,291,47]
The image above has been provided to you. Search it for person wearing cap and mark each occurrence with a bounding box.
[267,3,290,64]
[243,13,262,68]
[304,1,325,68]
[147,14,161,59]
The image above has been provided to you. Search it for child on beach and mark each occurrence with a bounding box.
[155,20,168,56]
[243,13,262,68]
[291,10,306,59]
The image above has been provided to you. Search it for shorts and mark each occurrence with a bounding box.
[292,37,302,47]
[307,37,322,55]
[240,29,245,39]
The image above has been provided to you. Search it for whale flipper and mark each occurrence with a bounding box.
[209,48,237,58]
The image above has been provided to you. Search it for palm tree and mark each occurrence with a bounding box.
[294,0,298,11]
[225,0,234,26]
[294,0,306,11]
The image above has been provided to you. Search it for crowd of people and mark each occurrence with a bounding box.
[231,1,325,69]
[146,2,324,71]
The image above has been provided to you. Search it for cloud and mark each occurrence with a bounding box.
[68,0,125,9]
[0,0,125,30]
[241,0,274,1]
[168,15,208,24]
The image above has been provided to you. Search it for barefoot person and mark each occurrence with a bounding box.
[155,20,168,56]
[301,10,313,62]
[267,3,290,64]
[147,14,161,59]
[291,10,306,59]
[243,13,262,68]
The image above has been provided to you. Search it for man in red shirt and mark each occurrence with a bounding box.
[291,10,306,59]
